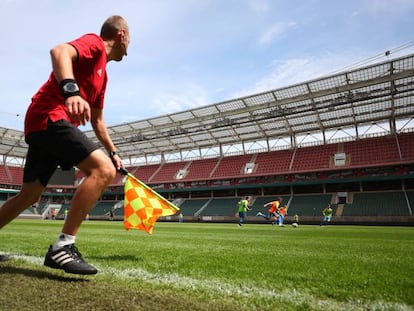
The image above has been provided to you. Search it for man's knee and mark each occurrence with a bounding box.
[101,163,116,184]
[79,150,116,184]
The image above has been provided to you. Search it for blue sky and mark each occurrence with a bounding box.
[1,0,414,131]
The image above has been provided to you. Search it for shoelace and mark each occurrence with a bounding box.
[66,244,85,263]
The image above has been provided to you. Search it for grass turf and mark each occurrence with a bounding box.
[0,219,413,310]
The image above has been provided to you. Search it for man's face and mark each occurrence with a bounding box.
[114,29,130,61]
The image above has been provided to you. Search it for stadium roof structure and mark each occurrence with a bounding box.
[0,127,27,164]
[1,53,414,165]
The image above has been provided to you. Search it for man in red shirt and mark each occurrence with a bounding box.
[0,15,129,275]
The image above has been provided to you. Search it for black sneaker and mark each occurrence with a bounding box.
[0,254,9,261]
[44,244,98,275]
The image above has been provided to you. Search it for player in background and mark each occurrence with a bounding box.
[320,204,333,226]
[237,196,251,227]
[277,205,288,226]
[292,213,299,227]
[257,197,282,225]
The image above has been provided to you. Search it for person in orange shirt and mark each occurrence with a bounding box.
[277,205,288,227]
[256,197,282,225]
[51,208,57,220]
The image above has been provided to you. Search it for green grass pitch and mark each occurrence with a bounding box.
[0,219,413,310]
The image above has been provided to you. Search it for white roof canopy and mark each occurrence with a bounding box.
[1,53,414,165]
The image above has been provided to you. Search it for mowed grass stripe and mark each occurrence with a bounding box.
[2,253,411,311]
[0,220,413,310]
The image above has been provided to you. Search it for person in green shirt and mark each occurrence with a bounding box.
[236,196,251,227]
[292,213,299,227]
[293,213,299,223]
[178,213,184,223]
[320,204,333,226]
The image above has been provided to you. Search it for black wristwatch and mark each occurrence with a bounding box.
[60,79,81,99]
[109,151,118,159]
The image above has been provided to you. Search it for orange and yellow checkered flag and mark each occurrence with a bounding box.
[121,169,179,234]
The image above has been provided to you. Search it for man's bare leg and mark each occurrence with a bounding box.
[43,149,116,275]
[61,149,116,236]
[0,181,44,261]
[0,181,44,229]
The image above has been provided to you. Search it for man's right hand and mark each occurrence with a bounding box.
[65,96,91,126]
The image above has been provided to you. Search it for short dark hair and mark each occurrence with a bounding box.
[100,15,128,40]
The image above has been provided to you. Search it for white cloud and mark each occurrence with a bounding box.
[232,51,379,98]
[248,0,271,14]
[259,21,296,45]
[151,84,210,115]
[363,0,414,14]
[350,10,361,18]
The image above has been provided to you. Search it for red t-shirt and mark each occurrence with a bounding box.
[268,201,280,213]
[24,34,108,135]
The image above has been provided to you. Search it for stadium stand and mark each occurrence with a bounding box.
[398,132,414,161]
[343,191,410,216]
[200,197,240,216]
[90,201,117,216]
[291,144,338,172]
[182,158,220,181]
[7,166,23,184]
[211,154,255,178]
[133,164,160,183]
[0,166,10,184]
[343,136,401,167]
[151,161,188,183]
[253,149,293,175]
[285,194,333,217]
[178,198,210,215]
[1,54,414,225]
[407,191,414,211]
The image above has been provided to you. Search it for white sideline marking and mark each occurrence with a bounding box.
[2,253,411,311]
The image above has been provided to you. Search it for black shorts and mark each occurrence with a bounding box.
[24,119,99,187]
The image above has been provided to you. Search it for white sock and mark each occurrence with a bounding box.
[52,233,76,250]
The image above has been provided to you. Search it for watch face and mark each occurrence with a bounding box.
[63,82,79,93]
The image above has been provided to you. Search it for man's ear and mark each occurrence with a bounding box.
[118,29,126,42]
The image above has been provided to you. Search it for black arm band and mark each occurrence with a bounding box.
[59,79,81,99]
